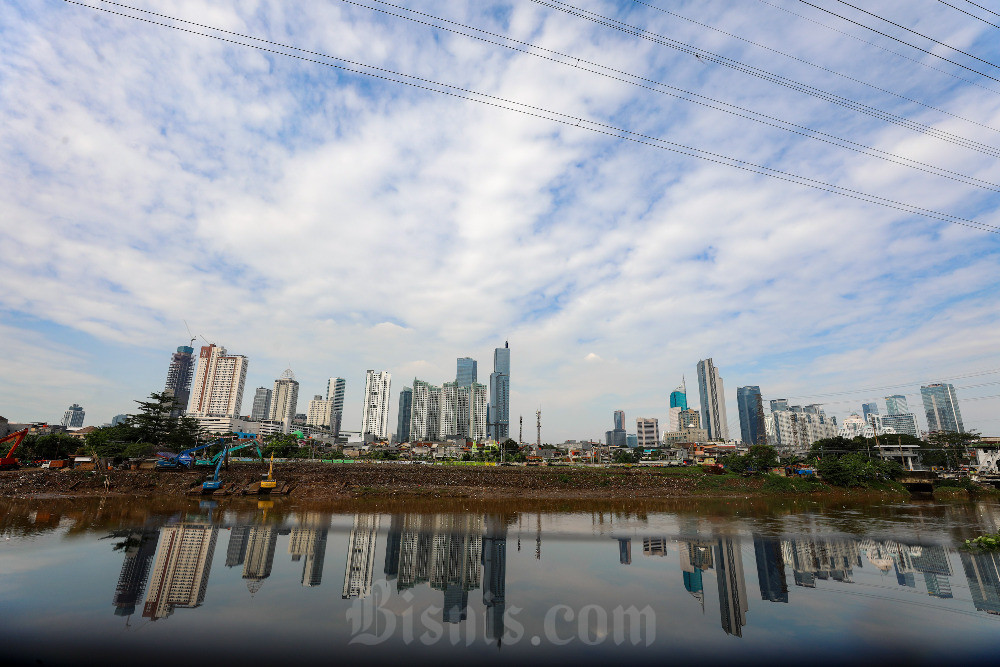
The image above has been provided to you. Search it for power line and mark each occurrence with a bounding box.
[832,0,1000,70]
[935,0,1000,30]
[755,0,1000,96]
[797,0,1000,80]
[341,0,1000,192]
[530,0,1000,159]
[633,0,1000,131]
[62,0,1000,235]
[778,368,1000,400]
[960,0,1000,20]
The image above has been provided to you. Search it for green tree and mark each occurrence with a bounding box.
[128,392,202,449]
[19,432,78,461]
[924,430,980,469]
[818,453,902,487]
[613,449,641,464]
[721,445,779,475]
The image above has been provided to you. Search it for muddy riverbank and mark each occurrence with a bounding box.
[0,460,916,501]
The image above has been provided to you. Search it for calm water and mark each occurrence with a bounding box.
[2,497,1000,666]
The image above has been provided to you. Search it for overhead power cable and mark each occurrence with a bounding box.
[935,0,1000,30]
[783,367,1000,400]
[62,0,1000,234]
[756,0,1000,96]
[797,0,1000,81]
[961,0,1000,20]
[832,0,1000,70]
[632,0,998,127]
[340,0,1000,191]
[529,0,1000,159]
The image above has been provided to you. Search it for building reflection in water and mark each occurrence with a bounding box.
[960,550,1000,615]
[142,523,218,620]
[677,539,714,609]
[343,514,380,599]
[715,537,748,637]
[289,524,328,588]
[753,535,788,603]
[112,528,160,617]
[482,514,507,645]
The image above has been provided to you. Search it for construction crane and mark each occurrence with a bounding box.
[0,429,28,470]
[183,320,198,349]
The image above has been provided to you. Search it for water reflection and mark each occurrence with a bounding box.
[7,498,1000,664]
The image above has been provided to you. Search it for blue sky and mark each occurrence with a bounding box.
[1,0,999,440]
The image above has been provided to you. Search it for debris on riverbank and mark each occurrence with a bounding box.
[0,461,918,500]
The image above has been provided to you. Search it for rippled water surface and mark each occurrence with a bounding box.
[2,496,1000,666]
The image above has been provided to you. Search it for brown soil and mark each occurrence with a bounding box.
[0,460,906,501]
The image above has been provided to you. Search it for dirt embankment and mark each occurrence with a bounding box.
[0,461,905,501]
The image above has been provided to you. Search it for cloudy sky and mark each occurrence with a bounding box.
[2,0,999,440]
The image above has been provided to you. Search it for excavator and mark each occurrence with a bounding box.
[260,453,277,491]
[0,429,28,470]
[202,445,231,492]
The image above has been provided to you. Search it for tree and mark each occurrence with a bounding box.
[19,432,78,461]
[128,392,202,449]
[721,445,779,475]
[923,430,980,469]
[818,453,902,487]
[613,449,641,464]
[809,436,867,459]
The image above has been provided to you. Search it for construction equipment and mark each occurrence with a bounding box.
[260,453,277,490]
[195,434,261,466]
[202,445,230,491]
[157,436,230,469]
[0,429,28,470]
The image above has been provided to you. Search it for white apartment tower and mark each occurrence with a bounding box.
[697,358,729,441]
[187,344,248,418]
[362,370,392,441]
[637,418,660,448]
[269,369,300,425]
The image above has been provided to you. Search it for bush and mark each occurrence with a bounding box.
[817,453,902,487]
[720,445,779,476]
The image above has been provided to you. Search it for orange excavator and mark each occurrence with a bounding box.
[0,429,28,470]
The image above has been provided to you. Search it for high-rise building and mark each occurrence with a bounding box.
[269,369,300,426]
[678,408,701,429]
[397,387,413,443]
[187,344,248,418]
[697,359,729,441]
[862,401,879,424]
[306,395,334,428]
[61,404,85,428]
[250,388,272,421]
[921,383,965,433]
[456,358,478,387]
[770,399,789,413]
[769,409,837,455]
[885,395,908,416]
[164,345,195,417]
[362,370,392,441]
[737,386,765,445]
[613,410,625,431]
[636,418,660,448]
[243,526,278,595]
[607,410,627,447]
[326,377,346,437]
[872,413,919,438]
[410,379,441,442]
[668,380,688,432]
[489,342,510,441]
[111,414,128,427]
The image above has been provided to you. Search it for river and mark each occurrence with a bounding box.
[1,496,998,665]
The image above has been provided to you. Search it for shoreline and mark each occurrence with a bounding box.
[0,460,922,502]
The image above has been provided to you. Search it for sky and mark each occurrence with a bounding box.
[1,0,999,441]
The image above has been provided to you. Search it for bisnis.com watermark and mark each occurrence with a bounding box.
[347,580,655,647]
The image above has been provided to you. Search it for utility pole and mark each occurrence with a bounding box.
[536,409,541,448]
[519,415,523,445]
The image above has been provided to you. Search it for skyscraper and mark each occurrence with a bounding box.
[164,345,195,417]
[885,395,908,416]
[456,357,478,387]
[921,383,965,433]
[250,388,272,421]
[187,344,248,418]
[752,534,788,603]
[607,410,627,447]
[737,386,765,445]
[613,410,625,431]
[715,537,748,636]
[306,395,334,427]
[362,370,392,441]
[112,529,160,616]
[770,398,789,413]
[410,379,441,442]
[397,387,413,443]
[143,523,218,620]
[489,342,510,441]
[61,404,85,428]
[668,379,688,431]
[862,401,879,424]
[697,358,729,441]
[326,377,346,437]
[288,527,328,588]
[482,514,508,645]
[269,369,299,425]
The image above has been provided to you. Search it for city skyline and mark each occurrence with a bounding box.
[3,2,999,441]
